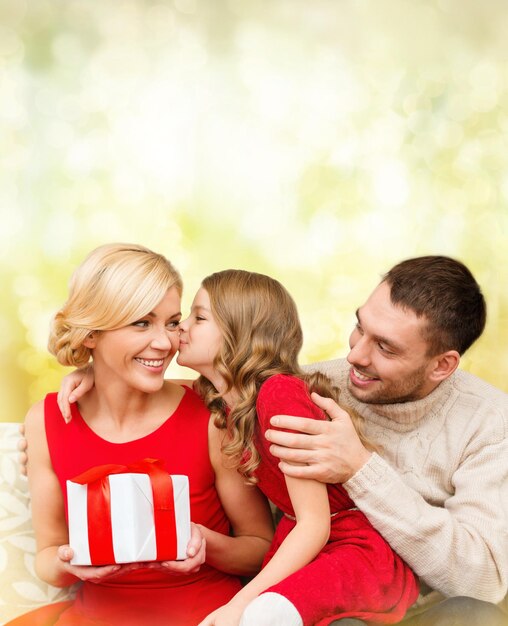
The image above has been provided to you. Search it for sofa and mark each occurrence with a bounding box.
[1,422,506,625]
[0,423,76,625]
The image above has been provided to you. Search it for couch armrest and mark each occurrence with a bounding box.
[0,423,76,625]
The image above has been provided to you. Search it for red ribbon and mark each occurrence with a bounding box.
[71,458,177,565]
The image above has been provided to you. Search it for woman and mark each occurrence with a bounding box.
[10,245,273,626]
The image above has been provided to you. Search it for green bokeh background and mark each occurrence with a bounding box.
[1,0,507,422]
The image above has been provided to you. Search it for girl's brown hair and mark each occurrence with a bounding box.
[194,269,369,482]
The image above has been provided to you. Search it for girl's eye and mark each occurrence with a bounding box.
[195,316,206,322]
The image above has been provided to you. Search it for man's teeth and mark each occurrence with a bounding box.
[136,358,164,367]
[354,368,376,381]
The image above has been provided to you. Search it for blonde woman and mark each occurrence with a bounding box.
[176,270,419,626]
[10,245,273,626]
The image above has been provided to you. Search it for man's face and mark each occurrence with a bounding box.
[347,281,438,404]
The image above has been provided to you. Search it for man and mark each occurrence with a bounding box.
[266,255,508,625]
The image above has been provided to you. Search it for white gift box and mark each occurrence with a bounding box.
[67,471,191,565]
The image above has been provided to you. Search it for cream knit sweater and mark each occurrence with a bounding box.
[307,358,508,607]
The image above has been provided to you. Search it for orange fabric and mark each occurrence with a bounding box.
[4,602,73,626]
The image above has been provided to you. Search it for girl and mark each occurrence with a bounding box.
[11,245,273,626]
[177,270,419,626]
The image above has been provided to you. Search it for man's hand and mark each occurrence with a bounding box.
[265,392,372,483]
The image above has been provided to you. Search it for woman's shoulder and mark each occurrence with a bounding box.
[24,398,49,452]
[24,398,45,427]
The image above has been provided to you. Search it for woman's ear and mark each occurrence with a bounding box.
[83,332,97,349]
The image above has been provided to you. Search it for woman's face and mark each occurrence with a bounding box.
[86,287,182,393]
[177,287,223,378]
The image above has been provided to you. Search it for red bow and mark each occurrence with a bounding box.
[71,458,177,565]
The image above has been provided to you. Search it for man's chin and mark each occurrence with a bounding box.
[347,378,386,404]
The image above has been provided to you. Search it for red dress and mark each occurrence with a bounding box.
[254,375,419,626]
[9,387,241,626]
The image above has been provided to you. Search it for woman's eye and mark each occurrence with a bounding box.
[167,321,180,330]
[132,320,149,328]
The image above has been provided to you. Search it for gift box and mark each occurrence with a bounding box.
[66,458,191,565]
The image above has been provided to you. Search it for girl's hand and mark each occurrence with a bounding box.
[197,601,245,626]
[57,545,142,583]
[149,522,206,575]
[57,365,95,422]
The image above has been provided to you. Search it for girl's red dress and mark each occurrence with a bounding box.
[254,374,419,626]
[7,387,242,626]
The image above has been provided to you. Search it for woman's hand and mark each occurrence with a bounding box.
[56,545,141,583]
[57,365,95,422]
[149,523,206,575]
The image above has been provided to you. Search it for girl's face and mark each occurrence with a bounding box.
[85,287,182,393]
[177,287,223,377]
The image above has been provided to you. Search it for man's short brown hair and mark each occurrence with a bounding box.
[383,255,486,356]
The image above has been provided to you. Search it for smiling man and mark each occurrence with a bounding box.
[267,256,508,626]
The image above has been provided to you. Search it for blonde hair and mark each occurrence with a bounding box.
[48,243,182,367]
[193,270,369,482]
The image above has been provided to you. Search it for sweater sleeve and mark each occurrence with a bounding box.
[343,421,508,603]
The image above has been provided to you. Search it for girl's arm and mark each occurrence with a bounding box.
[198,419,274,577]
[199,376,332,625]
[25,401,140,586]
[56,366,195,421]
[200,472,330,626]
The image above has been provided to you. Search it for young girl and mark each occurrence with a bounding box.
[11,245,273,626]
[176,270,419,626]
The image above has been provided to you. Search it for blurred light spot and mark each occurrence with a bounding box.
[0,27,24,61]
[372,161,409,208]
[52,34,86,67]
[174,0,197,15]
[13,275,40,298]
[469,62,499,112]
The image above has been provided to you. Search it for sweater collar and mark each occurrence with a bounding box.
[337,361,456,430]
